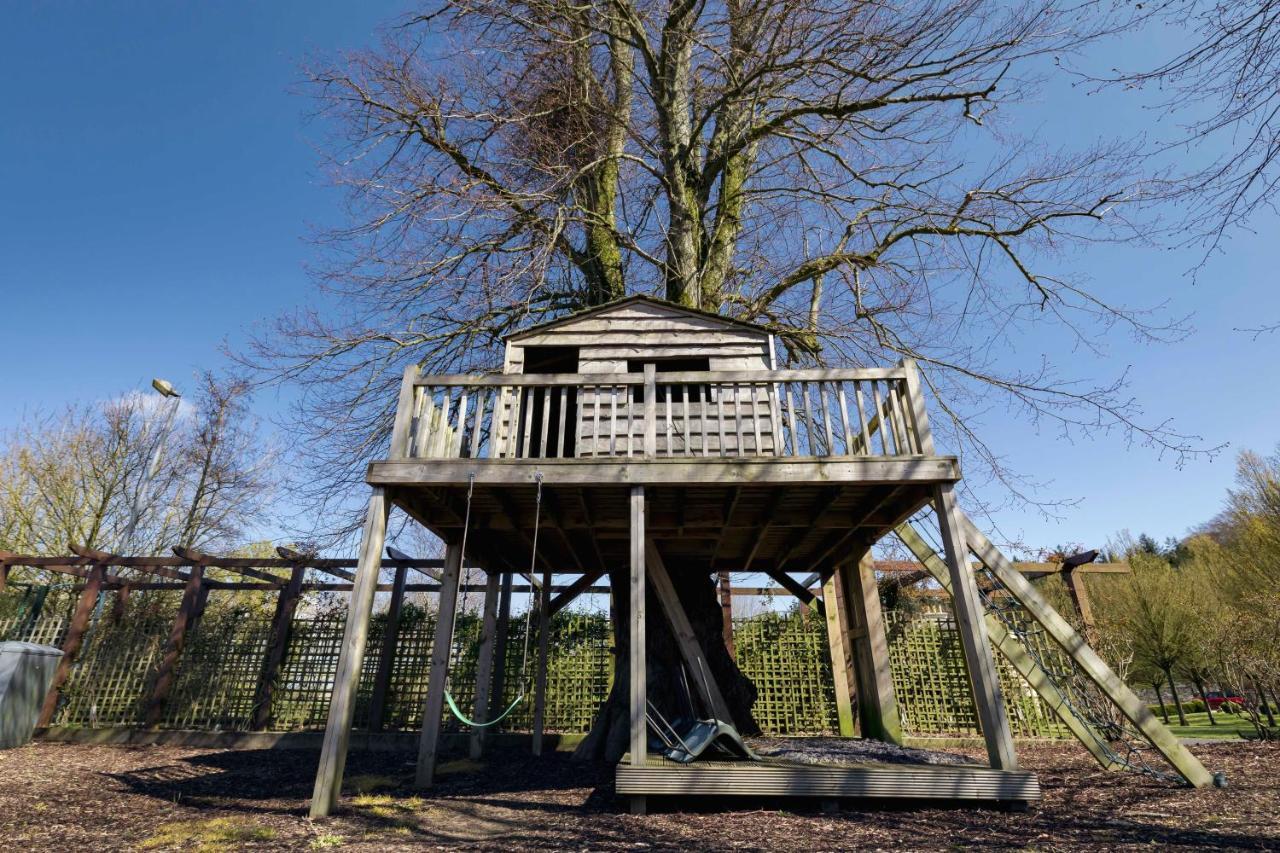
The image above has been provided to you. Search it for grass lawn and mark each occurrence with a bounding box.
[1160,710,1257,739]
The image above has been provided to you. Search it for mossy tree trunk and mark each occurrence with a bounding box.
[573,565,759,763]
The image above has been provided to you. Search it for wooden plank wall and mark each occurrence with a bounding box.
[503,300,776,458]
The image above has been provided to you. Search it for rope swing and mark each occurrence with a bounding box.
[440,470,544,728]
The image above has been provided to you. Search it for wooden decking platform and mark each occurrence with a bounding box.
[615,754,1041,803]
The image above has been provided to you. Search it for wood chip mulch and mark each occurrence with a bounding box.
[0,739,1276,850]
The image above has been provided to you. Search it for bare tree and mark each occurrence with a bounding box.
[1089,1,1280,257]
[247,0,1207,524]
[0,374,275,561]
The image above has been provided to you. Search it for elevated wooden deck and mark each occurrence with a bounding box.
[616,754,1041,804]
[372,363,958,576]
[376,477,949,579]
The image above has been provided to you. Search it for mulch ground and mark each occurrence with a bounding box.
[0,739,1276,850]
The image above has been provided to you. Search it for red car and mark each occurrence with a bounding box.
[1206,690,1245,710]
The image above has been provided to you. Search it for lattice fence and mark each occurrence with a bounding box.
[733,611,837,734]
[2,590,1071,739]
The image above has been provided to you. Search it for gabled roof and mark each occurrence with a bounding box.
[504,294,770,340]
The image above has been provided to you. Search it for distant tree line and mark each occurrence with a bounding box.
[1087,447,1280,738]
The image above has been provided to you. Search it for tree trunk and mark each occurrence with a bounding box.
[1153,681,1169,724]
[573,565,759,763]
[1256,681,1277,728]
[1190,674,1217,725]
[1164,668,1188,727]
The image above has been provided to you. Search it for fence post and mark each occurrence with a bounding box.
[37,560,106,727]
[368,562,409,732]
[252,561,307,731]
[143,561,205,728]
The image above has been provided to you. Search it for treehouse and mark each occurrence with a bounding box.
[309,295,1212,818]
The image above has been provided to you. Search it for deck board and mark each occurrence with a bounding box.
[616,754,1040,802]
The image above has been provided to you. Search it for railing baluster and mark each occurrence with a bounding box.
[575,386,586,459]
[715,384,727,457]
[836,382,854,456]
[783,382,798,456]
[470,387,486,458]
[408,385,427,458]
[557,386,568,459]
[768,380,783,457]
[539,386,552,459]
[664,383,674,457]
[854,381,872,455]
[801,382,816,457]
[591,384,602,458]
[819,382,834,456]
[454,389,469,458]
[435,387,456,458]
[750,384,764,456]
[699,383,709,457]
[610,385,619,457]
[732,384,746,457]
[626,384,635,458]
[871,381,892,455]
[889,381,912,454]
[681,384,692,457]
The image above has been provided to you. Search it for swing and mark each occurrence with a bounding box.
[438,471,543,729]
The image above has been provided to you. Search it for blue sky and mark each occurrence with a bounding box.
[1,3,1277,555]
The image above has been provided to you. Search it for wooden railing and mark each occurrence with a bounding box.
[388,362,935,461]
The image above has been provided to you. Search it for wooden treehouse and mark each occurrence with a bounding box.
[310,295,1213,817]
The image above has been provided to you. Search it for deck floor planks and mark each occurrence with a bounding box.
[616,753,1040,802]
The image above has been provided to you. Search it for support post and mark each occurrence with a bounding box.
[822,568,858,737]
[310,488,389,818]
[531,566,551,756]
[643,364,657,457]
[629,485,646,767]
[368,563,410,732]
[843,553,904,744]
[252,561,307,731]
[143,563,205,728]
[37,561,106,727]
[470,569,501,759]
[415,539,464,788]
[933,484,1018,770]
[489,571,513,718]
[718,571,735,658]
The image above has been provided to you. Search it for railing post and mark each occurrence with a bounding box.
[643,364,657,458]
[390,364,420,459]
[900,359,934,455]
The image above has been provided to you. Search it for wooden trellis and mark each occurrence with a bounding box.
[2,589,1075,740]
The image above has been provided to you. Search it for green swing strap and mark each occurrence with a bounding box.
[444,690,525,728]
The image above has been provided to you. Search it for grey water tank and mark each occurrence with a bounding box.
[0,642,63,748]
